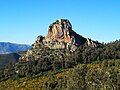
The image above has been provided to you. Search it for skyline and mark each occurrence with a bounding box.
[0,0,120,45]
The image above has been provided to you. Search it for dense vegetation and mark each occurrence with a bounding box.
[0,53,20,69]
[0,60,119,90]
[0,40,120,90]
[0,51,27,69]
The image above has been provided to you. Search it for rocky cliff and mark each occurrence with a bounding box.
[20,19,100,61]
[33,19,98,51]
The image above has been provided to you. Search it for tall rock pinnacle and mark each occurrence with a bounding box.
[32,19,98,52]
[45,19,72,43]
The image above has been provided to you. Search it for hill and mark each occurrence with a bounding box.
[0,50,27,69]
[0,42,31,54]
[0,53,20,69]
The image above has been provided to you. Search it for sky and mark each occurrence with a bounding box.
[0,0,120,45]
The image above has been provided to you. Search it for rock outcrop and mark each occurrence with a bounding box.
[86,38,97,47]
[20,19,100,61]
[32,19,97,52]
[45,19,73,43]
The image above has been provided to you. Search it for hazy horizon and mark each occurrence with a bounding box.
[0,0,120,44]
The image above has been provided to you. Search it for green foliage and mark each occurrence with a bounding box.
[0,59,119,90]
[0,40,120,89]
[0,53,20,69]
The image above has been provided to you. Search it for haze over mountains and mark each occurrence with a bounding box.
[0,42,31,68]
[0,42,31,54]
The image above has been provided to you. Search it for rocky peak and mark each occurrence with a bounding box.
[45,19,72,43]
[33,35,44,48]
[20,19,100,61]
[32,19,98,52]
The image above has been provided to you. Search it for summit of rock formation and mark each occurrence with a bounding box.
[32,19,98,52]
[45,19,73,43]
[45,19,87,46]
[20,19,100,61]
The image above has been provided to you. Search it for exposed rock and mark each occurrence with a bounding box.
[32,19,93,52]
[33,35,44,48]
[87,38,97,47]
[20,19,100,62]
[45,19,87,46]
[45,19,72,43]
[31,19,98,52]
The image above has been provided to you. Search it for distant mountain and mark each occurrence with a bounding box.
[0,51,27,69]
[0,42,31,54]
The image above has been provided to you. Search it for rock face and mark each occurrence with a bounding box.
[33,35,44,48]
[86,38,97,47]
[45,19,73,43]
[33,19,96,52]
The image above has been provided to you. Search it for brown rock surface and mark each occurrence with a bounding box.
[32,19,98,51]
[45,19,72,43]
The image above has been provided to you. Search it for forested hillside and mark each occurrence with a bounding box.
[0,51,27,69]
[0,53,20,69]
[0,40,120,90]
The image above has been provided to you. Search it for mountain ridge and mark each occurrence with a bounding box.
[0,42,31,54]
